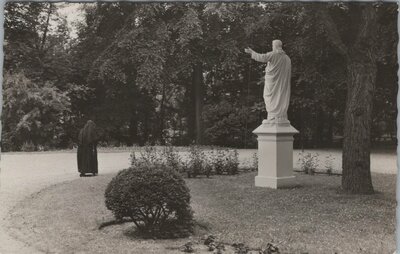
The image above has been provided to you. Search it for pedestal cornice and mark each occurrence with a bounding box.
[253,121,299,135]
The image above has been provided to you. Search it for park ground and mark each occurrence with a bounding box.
[0,148,397,253]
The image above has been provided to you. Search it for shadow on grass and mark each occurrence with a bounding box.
[274,184,303,190]
[79,174,98,177]
[99,218,210,240]
[185,175,214,179]
[123,220,211,240]
[98,218,133,230]
[253,184,304,190]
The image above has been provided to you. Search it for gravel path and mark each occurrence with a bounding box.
[0,152,131,253]
[0,149,396,253]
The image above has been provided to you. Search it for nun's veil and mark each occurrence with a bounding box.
[82,120,97,145]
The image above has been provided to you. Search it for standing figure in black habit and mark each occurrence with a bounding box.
[77,120,98,177]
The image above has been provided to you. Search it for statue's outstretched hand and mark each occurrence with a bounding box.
[244,47,253,54]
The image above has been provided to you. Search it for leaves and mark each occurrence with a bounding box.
[2,72,71,150]
[3,2,396,150]
[105,165,194,238]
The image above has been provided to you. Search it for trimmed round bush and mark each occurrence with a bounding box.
[105,165,194,238]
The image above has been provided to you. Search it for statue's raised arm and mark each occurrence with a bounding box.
[244,47,253,54]
[245,47,272,63]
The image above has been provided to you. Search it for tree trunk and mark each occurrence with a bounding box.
[326,110,334,146]
[40,4,53,51]
[158,82,167,141]
[192,62,204,144]
[185,79,195,143]
[342,55,375,194]
[312,108,324,148]
[129,113,138,146]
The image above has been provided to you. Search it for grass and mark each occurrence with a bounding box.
[7,171,395,254]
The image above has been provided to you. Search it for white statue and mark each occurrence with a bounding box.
[245,40,291,124]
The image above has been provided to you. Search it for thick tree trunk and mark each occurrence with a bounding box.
[342,56,375,194]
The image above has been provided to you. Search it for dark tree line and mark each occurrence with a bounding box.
[2,3,397,193]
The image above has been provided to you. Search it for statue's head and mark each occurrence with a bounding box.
[272,40,283,51]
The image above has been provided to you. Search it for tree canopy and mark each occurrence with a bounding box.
[2,2,397,155]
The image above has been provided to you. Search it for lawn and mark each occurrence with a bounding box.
[7,171,395,254]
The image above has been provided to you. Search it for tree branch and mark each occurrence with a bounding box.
[316,6,348,57]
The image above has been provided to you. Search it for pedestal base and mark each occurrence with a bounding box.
[255,176,295,188]
[253,120,299,189]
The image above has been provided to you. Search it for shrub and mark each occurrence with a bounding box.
[130,144,239,178]
[36,145,50,151]
[252,152,258,171]
[130,144,163,168]
[130,144,184,173]
[324,154,334,175]
[163,146,184,173]
[105,165,194,238]
[298,152,319,175]
[209,148,226,175]
[208,148,239,175]
[186,145,211,178]
[21,141,36,152]
[225,149,239,175]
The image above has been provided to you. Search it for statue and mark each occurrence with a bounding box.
[247,40,298,189]
[245,40,291,124]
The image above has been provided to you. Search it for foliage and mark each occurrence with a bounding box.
[181,241,195,253]
[298,152,319,175]
[225,149,239,175]
[1,72,71,151]
[180,235,280,253]
[20,141,36,152]
[3,3,76,151]
[208,147,239,175]
[203,235,225,253]
[324,154,334,175]
[186,145,212,178]
[163,145,185,173]
[232,243,250,254]
[261,243,280,254]
[3,2,397,153]
[104,165,194,238]
[209,148,226,175]
[130,144,185,173]
[130,145,164,168]
[252,152,258,171]
[203,101,259,148]
[129,144,241,177]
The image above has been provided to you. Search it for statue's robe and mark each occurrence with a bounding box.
[251,49,291,120]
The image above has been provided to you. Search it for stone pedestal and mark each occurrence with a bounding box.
[253,119,299,189]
